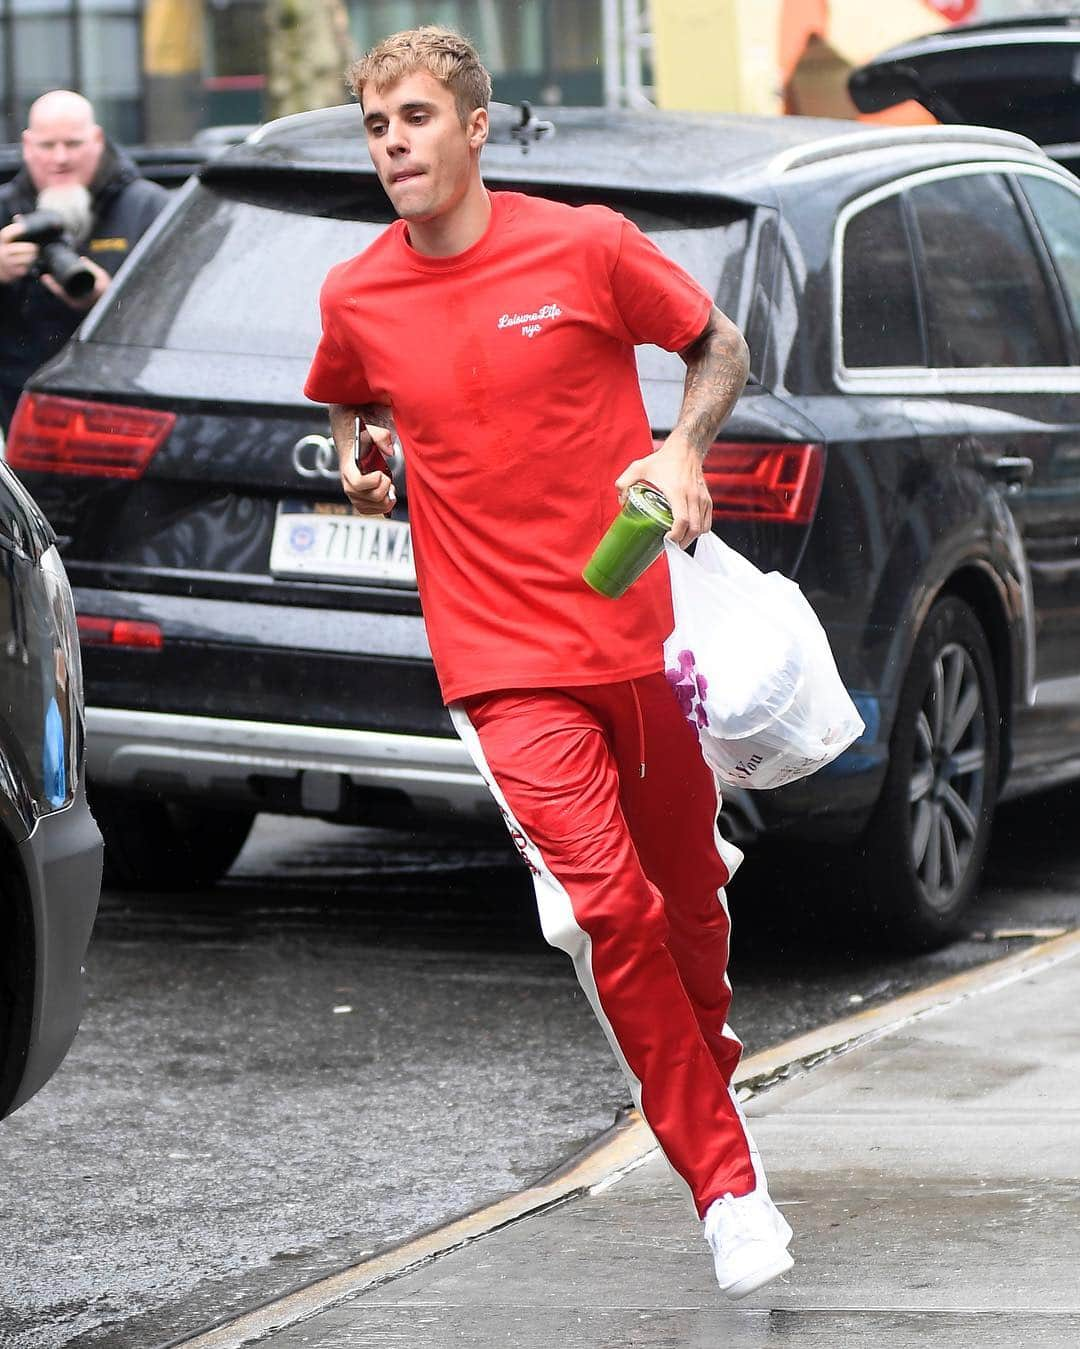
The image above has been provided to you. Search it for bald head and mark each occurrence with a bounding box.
[29,90,95,128]
[22,90,104,193]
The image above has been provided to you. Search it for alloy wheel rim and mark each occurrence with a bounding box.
[908,641,987,912]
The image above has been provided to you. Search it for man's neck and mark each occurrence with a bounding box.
[407,179,492,259]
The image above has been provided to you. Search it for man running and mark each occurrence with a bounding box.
[305,25,793,1300]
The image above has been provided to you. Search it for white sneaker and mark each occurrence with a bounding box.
[728,1089,793,1248]
[704,1189,795,1300]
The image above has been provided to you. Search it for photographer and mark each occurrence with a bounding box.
[0,90,168,432]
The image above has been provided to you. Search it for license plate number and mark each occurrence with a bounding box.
[270,502,415,583]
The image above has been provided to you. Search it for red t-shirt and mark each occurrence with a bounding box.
[305,190,712,704]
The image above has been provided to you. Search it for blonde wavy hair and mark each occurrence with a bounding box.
[348,26,492,125]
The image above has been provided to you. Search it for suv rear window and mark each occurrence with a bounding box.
[92,179,752,364]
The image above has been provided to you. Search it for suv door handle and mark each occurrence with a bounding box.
[981,455,1034,489]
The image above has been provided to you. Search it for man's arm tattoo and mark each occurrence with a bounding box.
[675,309,750,457]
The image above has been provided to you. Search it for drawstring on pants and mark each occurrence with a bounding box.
[630,679,646,778]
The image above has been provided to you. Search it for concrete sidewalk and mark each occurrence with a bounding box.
[177,931,1080,1348]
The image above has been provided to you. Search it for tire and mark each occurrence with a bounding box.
[856,596,1000,950]
[90,788,255,892]
[0,853,34,1118]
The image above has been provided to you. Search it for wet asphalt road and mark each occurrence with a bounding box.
[2,783,1079,1349]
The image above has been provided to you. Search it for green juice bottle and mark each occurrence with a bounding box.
[583,482,674,599]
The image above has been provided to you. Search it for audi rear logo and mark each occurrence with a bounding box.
[292,432,401,480]
[292,434,339,480]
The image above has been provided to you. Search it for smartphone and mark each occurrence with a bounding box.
[354,414,390,476]
[353,414,396,511]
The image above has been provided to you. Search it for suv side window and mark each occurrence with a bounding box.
[1018,173,1080,341]
[841,194,924,369]
[908,173,1066,369]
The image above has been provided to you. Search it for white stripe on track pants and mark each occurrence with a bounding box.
[450,672,757,1217]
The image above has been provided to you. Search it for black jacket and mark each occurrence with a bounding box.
[0,141,169,423]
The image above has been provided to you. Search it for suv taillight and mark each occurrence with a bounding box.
[7,393,175,480]
[700,440,824,524]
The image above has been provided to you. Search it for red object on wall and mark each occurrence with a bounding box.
[923,0,978,22]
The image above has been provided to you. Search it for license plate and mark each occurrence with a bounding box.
[269,500,415,583]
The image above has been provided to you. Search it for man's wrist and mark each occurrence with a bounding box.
[661,428,708,463]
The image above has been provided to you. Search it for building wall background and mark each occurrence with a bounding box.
[1,0,607,142]
[1,0,144,142]
[0,0,1070,146]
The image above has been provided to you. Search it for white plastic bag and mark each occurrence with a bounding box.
[663,535,864,789]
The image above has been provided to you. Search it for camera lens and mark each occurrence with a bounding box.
[39,241,95,299]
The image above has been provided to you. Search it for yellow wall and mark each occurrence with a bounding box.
[653,0,784,116]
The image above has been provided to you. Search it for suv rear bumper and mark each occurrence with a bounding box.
[83,706,780,844]
[8,783,102,1115]
[85,707,499,822]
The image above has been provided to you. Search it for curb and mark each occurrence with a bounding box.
[167,926,1080,1348]
[736,925,1080,1096]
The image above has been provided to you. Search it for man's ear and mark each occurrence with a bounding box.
[468,107,489,152]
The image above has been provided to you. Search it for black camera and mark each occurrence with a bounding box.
[12,209,95,299]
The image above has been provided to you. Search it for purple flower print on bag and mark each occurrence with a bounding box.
[665,648,709,733]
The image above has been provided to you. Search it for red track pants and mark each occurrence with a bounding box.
[450,673,756,1217]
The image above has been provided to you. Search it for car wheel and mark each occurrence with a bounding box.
[858,596,1000,950]
[90,789,255,892]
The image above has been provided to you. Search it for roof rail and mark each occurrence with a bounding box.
[769,124,1044,177]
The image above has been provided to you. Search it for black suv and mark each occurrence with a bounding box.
[1,457,101,1118]
[7,103,1080,948]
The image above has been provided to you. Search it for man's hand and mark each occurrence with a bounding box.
[39,255,110,311]
[0,221,39,284]
[330,405,397,515]
[615,432,711,547]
